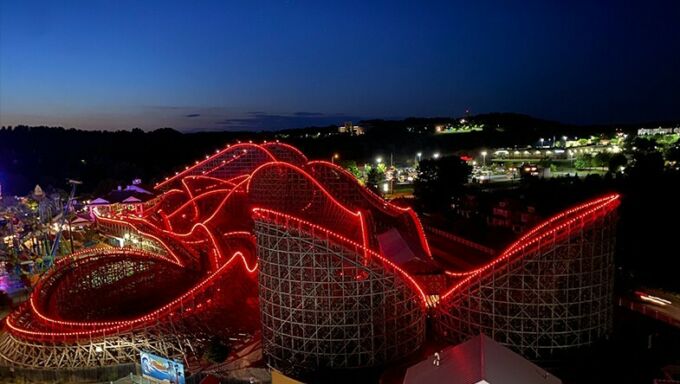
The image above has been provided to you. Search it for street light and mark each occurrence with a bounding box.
[376,156,383,164]
[415,152,422,165]
[331,153,339,164]
[539,138,544,148]
[433,152,440,159]
[481,150,487,167]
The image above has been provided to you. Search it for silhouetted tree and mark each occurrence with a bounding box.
[204,336,230,363]
[345,161,363,182]
[366,167,383,194]
[629,150,664,179]
[593,152,612,168]
[665,145,680,164]
[574,155,592,169]
[414,156,471,211]
[608,153,628,173]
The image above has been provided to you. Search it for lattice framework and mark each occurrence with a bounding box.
[255,217,425,373]
[0,141,621,378]
[436,201,618,358]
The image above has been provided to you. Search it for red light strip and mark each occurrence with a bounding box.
[7,142,438,345]
[95,215,184,266]
[252,208,428,307]
[184,175,238,188]
[143,189,185,213]
[29,249,183,322]
[180,178,200,220]
[440,194,620,300]
[119,179,253,270]
[165,188,232,220]
[10,143,618,346]
[307,160,432,258]
[262,142,309,163]
[155,143,277,190]
[223,231,254,238]
[51,247,169,268]
[225,174,250,185]
[443,194,619,278]
[247,161,371,255]
[159,210,173,231]
[142,179,248,239]
[358,211,370,264]
[403,207,433,258]
[5,250,256,339]
[247,161,361,217]
[199,151,247,177]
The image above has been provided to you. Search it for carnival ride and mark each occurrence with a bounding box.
[436,193,619,358]
[0,141,620,378]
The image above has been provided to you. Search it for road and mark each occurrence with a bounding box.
[619,288,680,328]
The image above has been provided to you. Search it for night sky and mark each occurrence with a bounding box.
[0,0,678,131]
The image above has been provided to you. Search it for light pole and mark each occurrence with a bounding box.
[415,152,422,165]
[331,153,339,164]
[376,156,383,164]
[481,151,487,167]
[433,152,440,159]
[539,138,544,148]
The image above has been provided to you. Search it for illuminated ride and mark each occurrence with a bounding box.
[0,141,620,378]
[435,193,620,358]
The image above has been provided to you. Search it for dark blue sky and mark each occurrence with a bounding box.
[1,0,678,131]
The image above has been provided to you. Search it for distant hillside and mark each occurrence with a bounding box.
[0,114,667,195]
[467,112,569,131]
[362,113,569,134]
[0,126,257,195]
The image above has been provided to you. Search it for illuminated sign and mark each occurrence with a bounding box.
[140,351,185,384]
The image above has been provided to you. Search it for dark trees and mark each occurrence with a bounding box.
[413,156,472,211]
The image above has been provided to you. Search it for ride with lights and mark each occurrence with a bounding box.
[0,141,620,376]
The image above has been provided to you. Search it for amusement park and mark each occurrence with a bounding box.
[0,141,624,383]
[3,0,680,381]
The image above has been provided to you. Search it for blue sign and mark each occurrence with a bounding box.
[140,351,185,384]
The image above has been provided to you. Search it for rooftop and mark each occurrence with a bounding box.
[403,334,561,384]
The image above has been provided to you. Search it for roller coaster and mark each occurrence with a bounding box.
[0,141,620,379]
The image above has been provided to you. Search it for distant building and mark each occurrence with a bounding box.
[452,194,480,219]
[338,121,364,135]
[403,334,561,384]
[68,214,95,230]
[87,183,155,218]
[637,127,680,136]
[489,198,540,233]
[452,194,541,234]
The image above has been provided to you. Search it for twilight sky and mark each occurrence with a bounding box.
[0,0,679,131]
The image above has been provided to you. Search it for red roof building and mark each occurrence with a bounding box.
[403,334,561,384]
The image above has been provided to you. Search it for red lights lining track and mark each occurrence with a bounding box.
[154,142,280,190]
[435,193,619,358]
[306,160,432,258]
[6,249,255,341]
[441,193,620,298]
[1,141,620,371]
[251,207,429,306]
